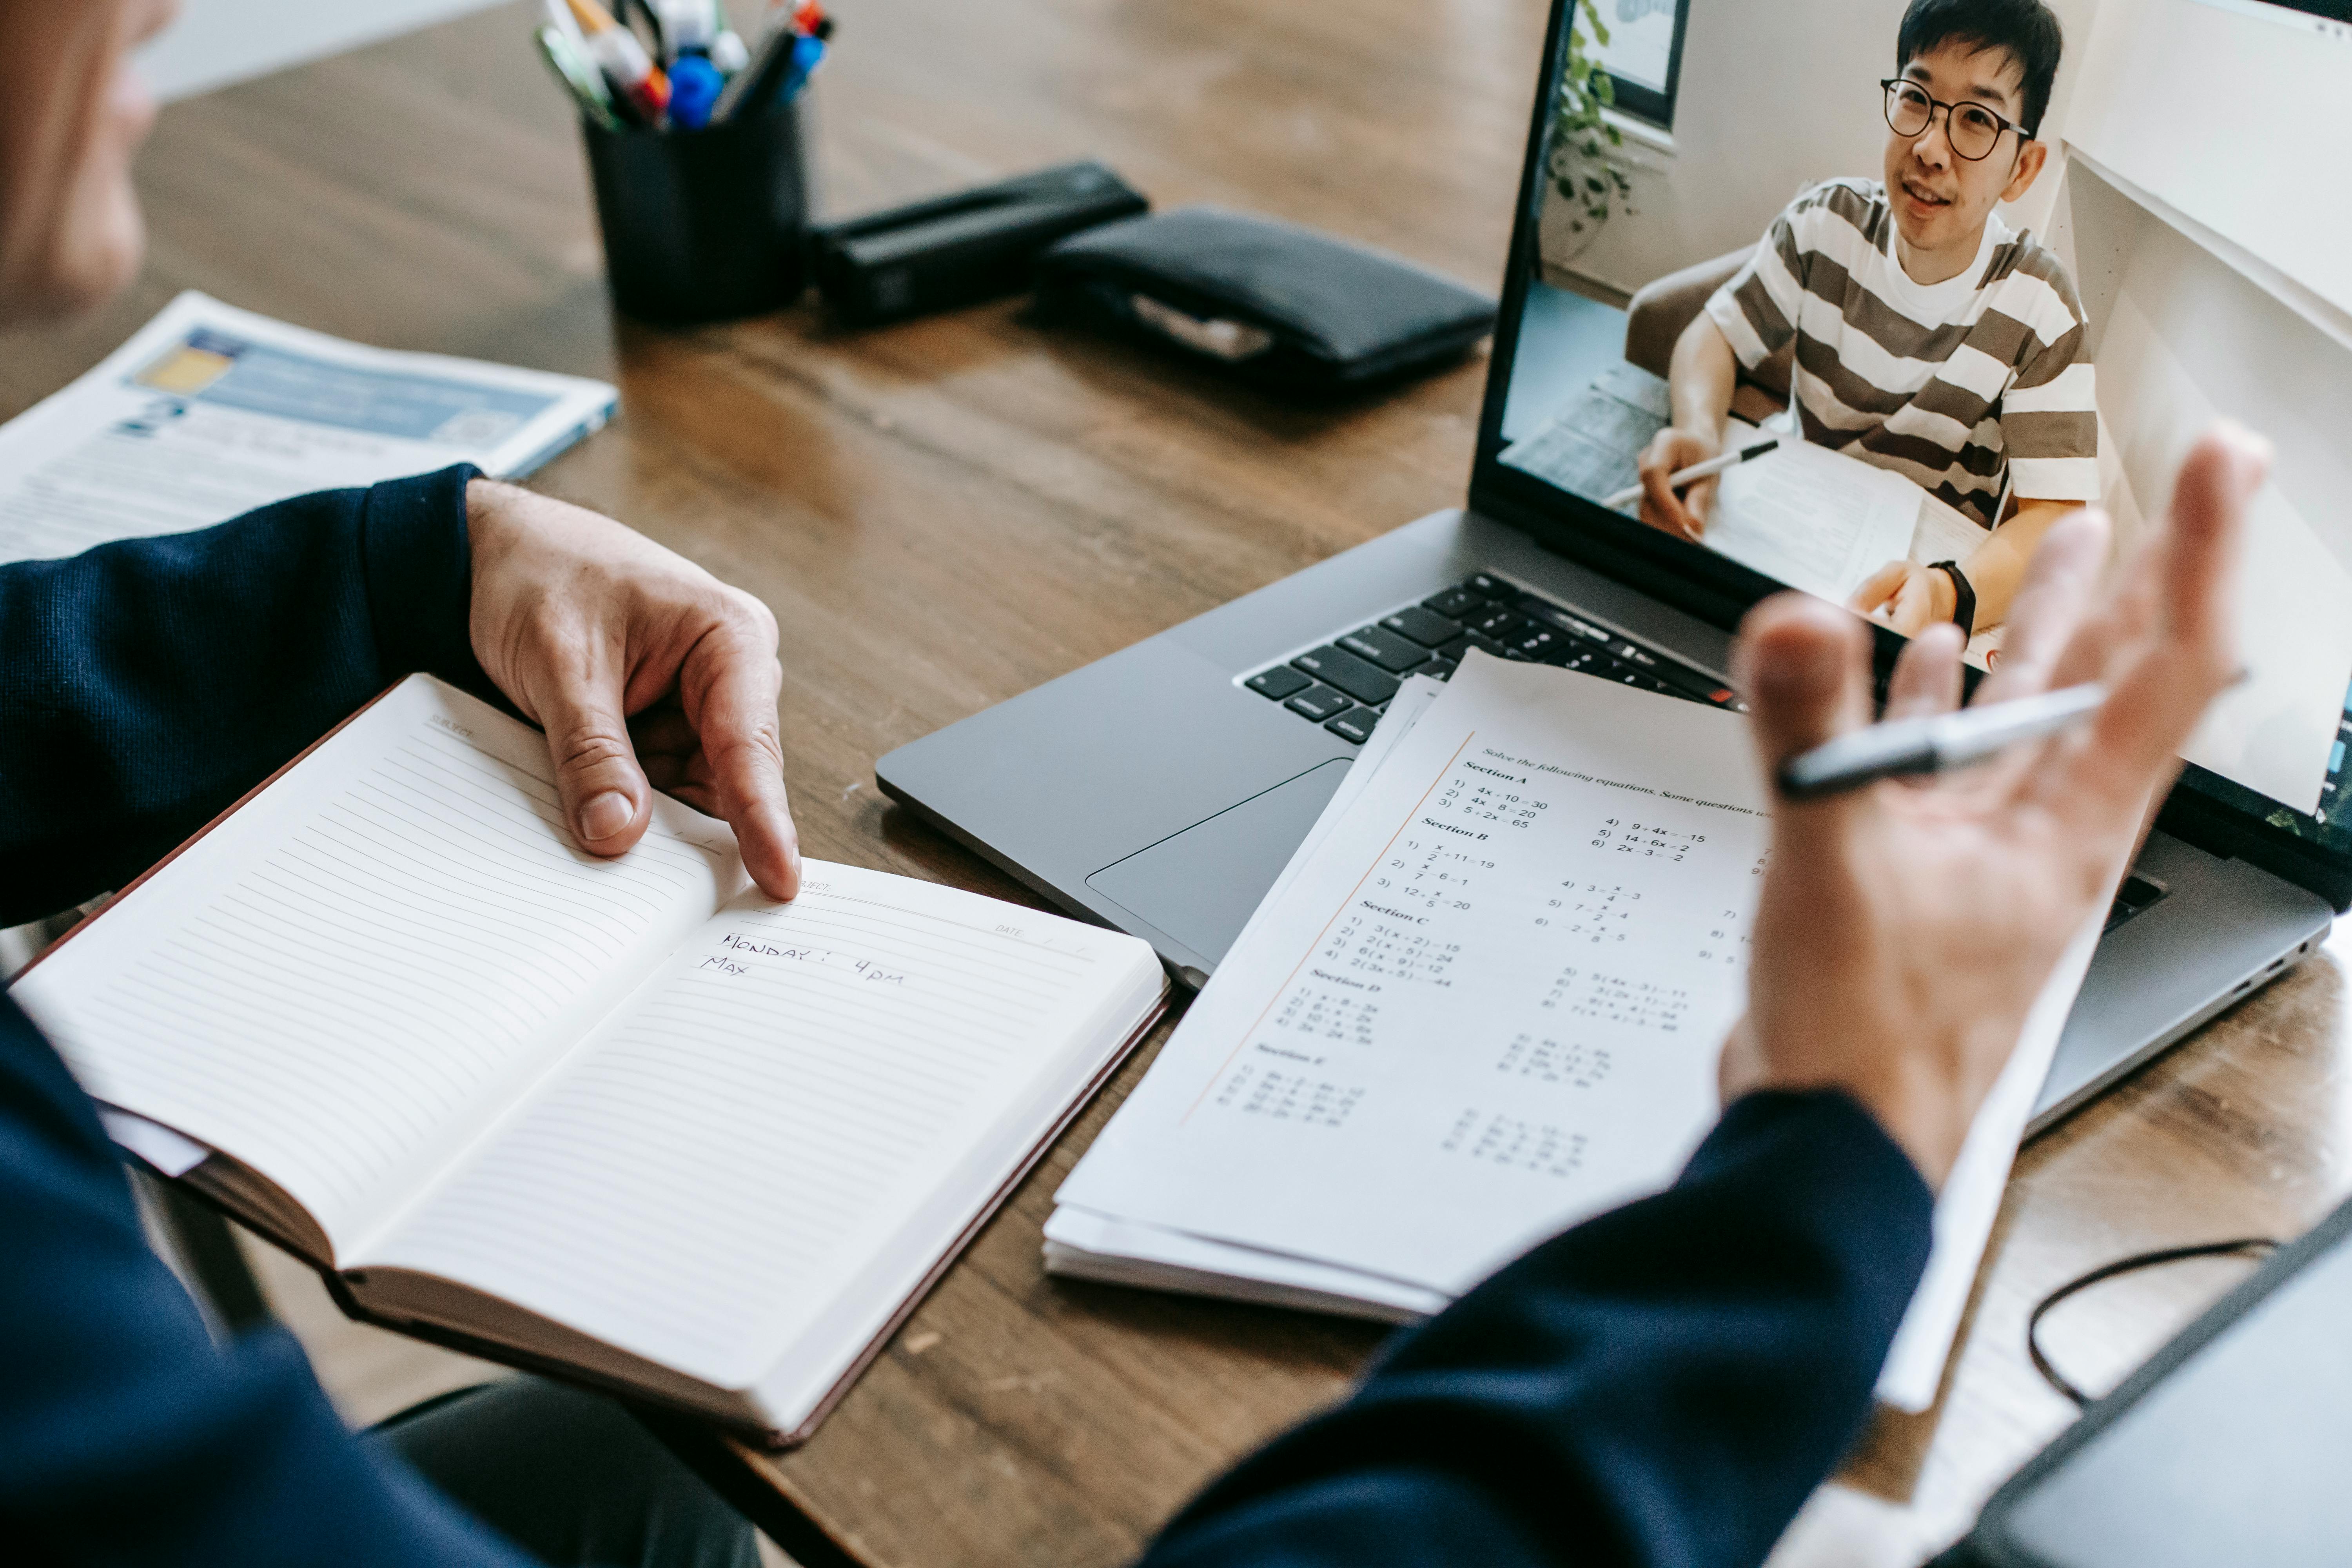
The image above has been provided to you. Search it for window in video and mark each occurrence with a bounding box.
[2242,0,2352,25]
[1587,0,1691,129]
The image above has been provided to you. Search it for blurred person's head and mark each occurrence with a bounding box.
[1885,0,2061,278]
[0,0,178,327]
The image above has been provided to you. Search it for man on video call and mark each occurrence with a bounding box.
[1639,0,2099,644]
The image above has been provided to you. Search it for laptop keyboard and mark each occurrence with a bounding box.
[1243,572,1744,746]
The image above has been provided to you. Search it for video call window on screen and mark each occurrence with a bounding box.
[1499,0,2352,857]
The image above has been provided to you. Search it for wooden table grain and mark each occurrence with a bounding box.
[7,4,2349,1565]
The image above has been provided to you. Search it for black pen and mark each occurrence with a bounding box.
[1603,435,1782,512]
[711,16,797,121]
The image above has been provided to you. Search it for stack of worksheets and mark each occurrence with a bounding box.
[1047,653,2102,1411]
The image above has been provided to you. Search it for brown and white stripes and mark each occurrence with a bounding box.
[1705,178,2099,528]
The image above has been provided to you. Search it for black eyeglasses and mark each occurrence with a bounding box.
[1881,78,2029,162]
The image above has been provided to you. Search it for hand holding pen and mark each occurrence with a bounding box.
[1630,426,1784,541]
[1608,434,1780,515]
[1721,426,2265,1186]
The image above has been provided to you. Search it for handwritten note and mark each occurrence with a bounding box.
[365,864,1146,1388]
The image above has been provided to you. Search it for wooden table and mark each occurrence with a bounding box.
[8,3,2350,1564]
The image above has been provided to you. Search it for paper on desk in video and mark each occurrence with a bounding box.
[1058,653,2098,1412]
[1907,491,1991,568]
[1705,440,1924,606]
[0,292,616,566]
[1499,364,1673,508]
[1903,494,2000,671]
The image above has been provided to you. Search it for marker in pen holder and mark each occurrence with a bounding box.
[581,101,809,326]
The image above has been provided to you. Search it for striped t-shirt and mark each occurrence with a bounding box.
[1704,178,2099,527]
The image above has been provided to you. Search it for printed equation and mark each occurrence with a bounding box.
[1540,967,1690,1031]
[1432,770,1552,832]
[1371,841,1493,915]
[1588,816,1706,863]
[1215,1064,1367,1129]
[1441,1109,1587,1178]
[1534,882,1641,944]
[1494,1032,1613,1088]
[1322,910,1462,987]
[1272,976,1381,1047]
[1696,906,1755,970]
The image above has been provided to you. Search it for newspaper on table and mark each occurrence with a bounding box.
[0,292,617,566]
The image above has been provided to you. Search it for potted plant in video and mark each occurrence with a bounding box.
[1549,0,1638,259]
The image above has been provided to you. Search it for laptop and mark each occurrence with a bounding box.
[879,0,2347,1135]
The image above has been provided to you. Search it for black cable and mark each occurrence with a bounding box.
[2026,1237,2279,1407]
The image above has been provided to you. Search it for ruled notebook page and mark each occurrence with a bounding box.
[13,676,744,1252]
[361,862,1159,1393]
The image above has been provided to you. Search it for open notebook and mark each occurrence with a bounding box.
[12,675,1167,1446]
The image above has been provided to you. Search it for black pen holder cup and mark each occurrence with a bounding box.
[582,103,809,326]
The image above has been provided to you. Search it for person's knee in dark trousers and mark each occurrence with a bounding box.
[370,1378,759,1568]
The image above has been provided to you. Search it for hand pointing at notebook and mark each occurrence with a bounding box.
[463,478,802,900]
[1719,425,2265,1187]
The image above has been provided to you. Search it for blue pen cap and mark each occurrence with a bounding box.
[668,53,725,130]
[789,34,825,82]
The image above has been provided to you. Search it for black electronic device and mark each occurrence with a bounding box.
[1940,1195,2352,1566]
[808,161,1148,326]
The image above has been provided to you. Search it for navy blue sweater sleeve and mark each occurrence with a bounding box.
[0,993,538,1567]
[0,470,542,1564]
[0,466,487,928]
[1140,1091,1936,1568]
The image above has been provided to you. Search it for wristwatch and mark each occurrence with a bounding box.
[1927,560,1977,639]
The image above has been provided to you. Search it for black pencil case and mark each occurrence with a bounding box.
[1033,207,1497,394]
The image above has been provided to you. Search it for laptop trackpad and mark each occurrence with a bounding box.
[1087,759,1353,968]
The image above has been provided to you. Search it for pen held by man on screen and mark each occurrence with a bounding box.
[1603,434,1784,511]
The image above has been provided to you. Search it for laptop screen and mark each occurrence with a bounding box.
[1472,0,2352,887]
